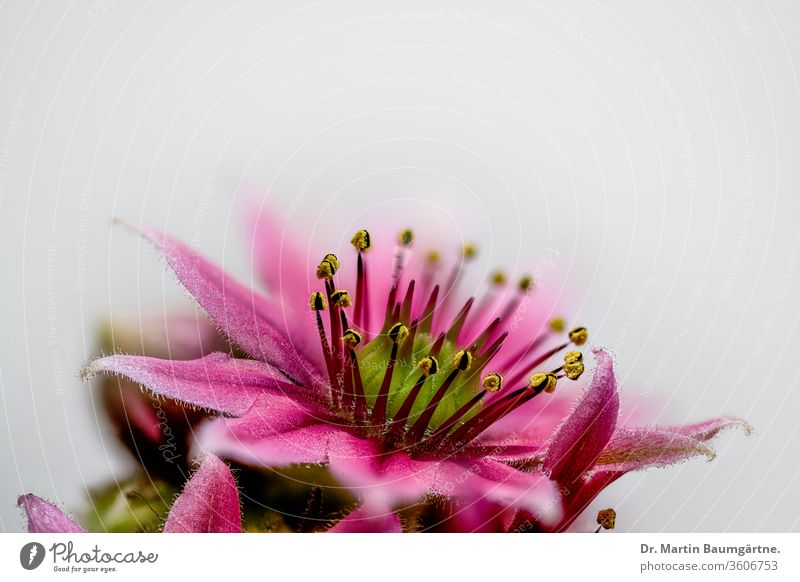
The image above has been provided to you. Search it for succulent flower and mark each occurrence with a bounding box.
[20,211,748,532]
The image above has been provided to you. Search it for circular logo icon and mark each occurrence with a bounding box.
[20,542,46,570]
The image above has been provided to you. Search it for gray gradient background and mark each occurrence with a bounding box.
[1,0,799,532]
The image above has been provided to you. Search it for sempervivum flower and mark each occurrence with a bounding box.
[76,213,747,532]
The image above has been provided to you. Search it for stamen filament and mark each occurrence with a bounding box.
[405,369,459,444]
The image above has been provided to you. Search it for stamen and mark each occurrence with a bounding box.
[392,230,413,284]
[446,373,557,449]
[398,318,419,365]
[424,372,503,449]
[399,229,413,246]
[316,254,339,280]
[482,373,503,392]
[350,229,372,251]
[568,326,589,346]
[352,231,371,334]
[406,350,472,444]
[387,356,438,442]
[595,508,616,532]
[331,290,352,308]
[549,316,566,333]
[504,331,585,388]
[371,323,409,427]
[342,329,362,348]
[348,346,368,423]
[491,270,507,286]
[310,292,337,405]
[563,351,585,380]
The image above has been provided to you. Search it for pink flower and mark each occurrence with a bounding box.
[76,213,746,531]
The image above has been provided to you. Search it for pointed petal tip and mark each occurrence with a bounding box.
[18,494,85,533]
[542,347,619,483]
[163,453,242,533]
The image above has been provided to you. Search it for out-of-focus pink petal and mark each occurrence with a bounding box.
[664,416,752,441]
[18,495,85,533]
[594,428,716,472]
[134,226,323,388]
[329,502,402,533]
[246,202,311,304]
[85,352,324,417]
[542,349,619,483]
[163,454,241,533]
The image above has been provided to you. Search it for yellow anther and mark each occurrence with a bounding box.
[518,275,534,293]
[549,317,566,333]
[342,328,362,348]
[309,292,326,311]
[323,253,340,273]
[564,360,585,381]
[569,326,589,346]
[426,250,441,264]
[316,259,335,280]
[351,229,371,251]
[399,229,413,247]
[388,322,409,344]
[462,242,477,260]
[454,350,473,372]
[417,356,439,376]
[330,290,352,308]
[564,350,583,364]
[530,372,558,394]
[481,373,503,392]
[491,270,507,286]
[596,508,616,530]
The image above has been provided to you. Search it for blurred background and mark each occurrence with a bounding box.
[1,0,798,532]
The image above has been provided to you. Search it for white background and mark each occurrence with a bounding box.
[1,0,798,532]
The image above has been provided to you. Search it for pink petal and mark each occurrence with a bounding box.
[665,416,752,441]
[246,202,311,306]
[542,348,619,483]
[200,412,360,467]
[134,225,324,388]
[18,495,85,533]
[85,352,323,417]
[329,502,402,533]
[594,428,716,472]
[163,454,241,532]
